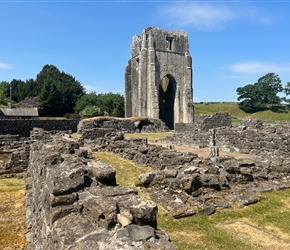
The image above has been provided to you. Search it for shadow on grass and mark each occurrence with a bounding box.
[270,105,289,113]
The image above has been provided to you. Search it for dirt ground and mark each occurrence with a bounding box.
[219,220,290,250]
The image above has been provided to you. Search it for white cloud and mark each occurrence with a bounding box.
[228,61,290,75]
[0,62,12,69]
[84,85,102,93]
[159,2,272,30]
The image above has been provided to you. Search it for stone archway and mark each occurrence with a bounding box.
[159,74,176,129]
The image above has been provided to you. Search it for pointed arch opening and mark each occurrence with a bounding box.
[159,74,176,129]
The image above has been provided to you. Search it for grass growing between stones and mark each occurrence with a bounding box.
[93,152,290,249]
[0,178,27,249]
[93,151,152,187]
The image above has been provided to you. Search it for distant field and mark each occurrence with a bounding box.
[194,102,290,122]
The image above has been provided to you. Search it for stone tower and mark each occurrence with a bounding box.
[125,27,193,129]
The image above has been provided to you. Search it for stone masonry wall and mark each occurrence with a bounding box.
[0,135,25,153]
[164,120,290,164]
[201,112,232,131]
[0,119,79,137]
[25,130,176,250]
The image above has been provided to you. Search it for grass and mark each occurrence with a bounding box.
[0,178,27,249]
[94,151,290,249]
[194,102,290,122]
[93,151,151,186]
[158,190,290,249]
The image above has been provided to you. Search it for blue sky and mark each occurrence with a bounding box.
[1,0,290,102]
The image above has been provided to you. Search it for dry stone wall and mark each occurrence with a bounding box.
[78,117,169,141]
[0,135,24,153]
[0,119,79,136]
[25,129,176,250]
[166,120,290,163]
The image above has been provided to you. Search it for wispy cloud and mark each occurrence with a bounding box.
[84,85,102,93]
[0,62,12,69]
[159,2,272,30]
[228,61,290,75]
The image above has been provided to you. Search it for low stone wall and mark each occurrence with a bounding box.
[0,119,79,136]
[163,120,290,163]
[78,117,169,135]
[201,112,232,131]
[0,135,25,153]
[25,130,176,249]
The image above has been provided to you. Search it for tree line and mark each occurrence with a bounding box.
[237,73,290,113]
[0,64,124,117]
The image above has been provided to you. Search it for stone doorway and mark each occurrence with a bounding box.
[159,74,176,129]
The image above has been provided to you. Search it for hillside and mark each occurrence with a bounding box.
[194,102,290,121]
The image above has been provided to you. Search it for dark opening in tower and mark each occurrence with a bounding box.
[159,74,176,129]
[166,37,173,51]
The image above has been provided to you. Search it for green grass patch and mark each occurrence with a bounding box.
[194,102,290,122]
[158,189,290,249]
[93,151,151,187]
[0,178,25,193]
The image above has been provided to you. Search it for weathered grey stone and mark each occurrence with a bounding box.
[235,195,259,207]
[46,164,88,195]
[81,195,117,229]
[125,27,193,129]
[138,172,156,187]
[87,160,116,186]
[126,224,155,241]
[117,214,132,227]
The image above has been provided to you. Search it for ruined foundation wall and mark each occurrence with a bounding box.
[0,119,79,136]
[165,121,290,163]
[25,130,176,250]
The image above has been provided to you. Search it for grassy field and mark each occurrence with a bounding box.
[94,151,290,249]
[194,102,290,121]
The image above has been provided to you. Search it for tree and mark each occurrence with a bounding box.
[0,81,9,105]
[79,105,102,117]
[36,65,85,116]
[38,79,61,116]
[74,92,99,113]
[237,73,283,112]
[282,82,290,106]
[74,92,124,117]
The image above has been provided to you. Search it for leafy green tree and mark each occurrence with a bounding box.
[0,81,9,105]
[237,73,283,112]
[79,105,102,117]
[75,92,124,117]
[74,92,99,113]
[282,82,290,106]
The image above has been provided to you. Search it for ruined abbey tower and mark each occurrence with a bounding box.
[125,27,194,129]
